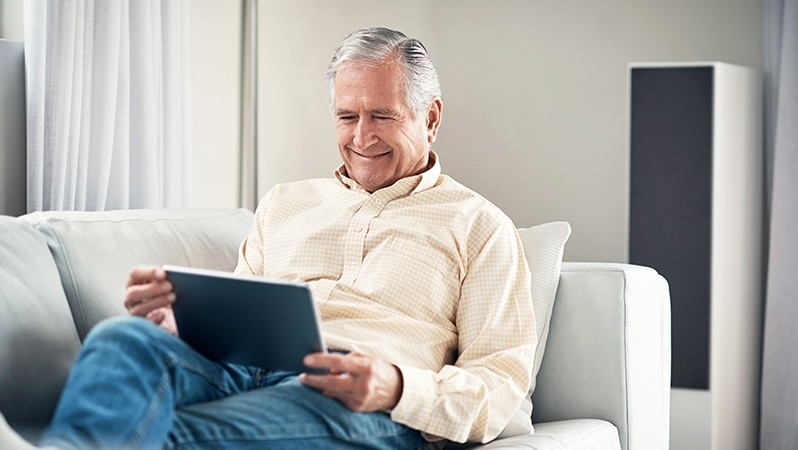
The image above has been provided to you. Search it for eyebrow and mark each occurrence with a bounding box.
[335,108,400,118]
[371,109,400,118]
[335,108,356,117]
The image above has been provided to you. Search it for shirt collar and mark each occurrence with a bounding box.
[334,150,442,197]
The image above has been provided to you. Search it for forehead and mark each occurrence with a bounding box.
[334,61,406,106]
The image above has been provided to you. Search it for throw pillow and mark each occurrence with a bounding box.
[499,221,571,437]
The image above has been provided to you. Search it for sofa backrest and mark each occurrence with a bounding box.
[21,208,254,341]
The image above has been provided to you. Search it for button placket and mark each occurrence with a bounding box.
[340,195,389,284]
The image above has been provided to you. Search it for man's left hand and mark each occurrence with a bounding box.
[299,352,403,412]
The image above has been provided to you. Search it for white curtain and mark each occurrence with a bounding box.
[760,0,798,447]
[24,0,190,212]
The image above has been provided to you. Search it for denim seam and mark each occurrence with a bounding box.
[129,368,171,448]
[171,355,237,396]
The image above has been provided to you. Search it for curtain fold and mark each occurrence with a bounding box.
[760,0,798,448]
[24,0,190,212]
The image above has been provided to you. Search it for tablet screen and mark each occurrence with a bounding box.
[164,265,327,373]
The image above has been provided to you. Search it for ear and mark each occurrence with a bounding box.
[425,98,443,144]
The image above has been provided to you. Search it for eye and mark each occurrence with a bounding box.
[337,115,357,122]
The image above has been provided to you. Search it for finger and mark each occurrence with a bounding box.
[143,307,179,336]
[126,265,166,288]
[300,353,351,389]
[128,294,175,318]
[124,280,174,309]
[299,371,353,394]
[159,309,179,336]
[304,353,355,376]
[303,352,338,369]
[335,353,372,376]
[300,353,373,391]
[146,308,165,324]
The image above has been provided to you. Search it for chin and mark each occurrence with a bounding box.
[358,176,392,192]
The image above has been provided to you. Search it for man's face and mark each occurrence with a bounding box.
[334,60,441,193]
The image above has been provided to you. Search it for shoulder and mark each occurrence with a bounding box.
[421,175,519,249]
[436,175,515,227]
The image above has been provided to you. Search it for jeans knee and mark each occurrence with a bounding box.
[83,316,163,352]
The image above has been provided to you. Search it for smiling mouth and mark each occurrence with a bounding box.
[350,148,391,159]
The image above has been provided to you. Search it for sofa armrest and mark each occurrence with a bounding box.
[0,217,81,428]
[531,262,671,450]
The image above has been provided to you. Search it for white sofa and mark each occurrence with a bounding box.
[0,208,671,449]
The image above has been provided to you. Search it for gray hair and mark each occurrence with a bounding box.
[326,27,442,118]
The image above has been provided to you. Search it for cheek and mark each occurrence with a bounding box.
[395,127,426,155]
[336,125,353,145]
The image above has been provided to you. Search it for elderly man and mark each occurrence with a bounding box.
[1,27,535,449]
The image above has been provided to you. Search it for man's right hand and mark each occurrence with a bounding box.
[124,265,178,335]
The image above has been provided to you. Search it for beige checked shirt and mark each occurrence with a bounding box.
[235,152,536,445]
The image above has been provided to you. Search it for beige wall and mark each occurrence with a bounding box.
[248,0,762,262]
[0,0,23,40]
[188,0,243,209]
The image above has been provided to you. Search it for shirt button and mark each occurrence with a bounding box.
[354,225,363,233]
[374,198,383,205]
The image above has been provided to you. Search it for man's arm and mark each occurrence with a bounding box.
[389,219,536,443]
[233,189,274,277]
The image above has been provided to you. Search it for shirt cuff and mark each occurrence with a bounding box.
[390,365,436,427]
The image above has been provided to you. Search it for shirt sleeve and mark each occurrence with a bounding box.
[233,189,273,276]
[389,218,536,444]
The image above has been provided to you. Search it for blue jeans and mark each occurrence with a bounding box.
[40,317,424,449]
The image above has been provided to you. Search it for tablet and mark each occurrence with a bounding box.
[164,265,327,373]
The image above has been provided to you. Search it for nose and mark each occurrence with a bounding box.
[353,117,379,150]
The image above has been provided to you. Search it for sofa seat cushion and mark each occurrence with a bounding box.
[476,419,620,449]
[0,217,81,426]
[21,208,254,340]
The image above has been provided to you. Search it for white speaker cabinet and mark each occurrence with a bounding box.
[628,62,762,450]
